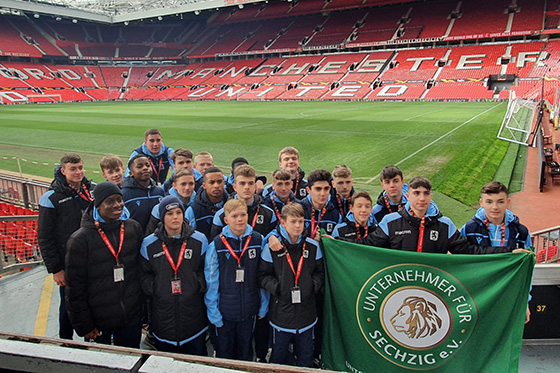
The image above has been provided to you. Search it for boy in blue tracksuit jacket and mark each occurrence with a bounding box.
[121,155,164,232]
[371,165,408,224]
[263,169,299,221]
[258,202,324,367]
[461,181,531,250]
[204,199,268,361]
[330,165,355,218]
[185,167,229,241]
[332,191,377,241]
[125,128,174,185]
[210,165,277,240]
[461,181,532,323]
[300,169,342,237]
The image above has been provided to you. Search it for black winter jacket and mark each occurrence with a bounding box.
[65,207,143,336]
[185,189,229,240]
[38,166,94,274]
[209,194,277,240]
[121,176,164,232]
[141,222,208,344]
[357,201,509,254]
[258,227,324,331]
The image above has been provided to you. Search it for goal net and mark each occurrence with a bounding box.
[497,90,538,145]
[26,94,62,103]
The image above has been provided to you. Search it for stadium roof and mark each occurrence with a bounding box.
[0,0,266,23]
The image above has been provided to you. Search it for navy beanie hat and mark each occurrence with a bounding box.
[158,195,185,220]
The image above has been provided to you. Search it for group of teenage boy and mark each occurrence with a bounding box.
[37,128,533,367]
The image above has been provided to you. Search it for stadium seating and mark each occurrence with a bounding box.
[397,2,453,39]
[424,81,494,100]
[0,15,43,57]
[380,48,448,82]
[511,0,546,32]
[0,0,558,103]
[437,45,507,80]
[448,0,510,36]
[369,82,427,100]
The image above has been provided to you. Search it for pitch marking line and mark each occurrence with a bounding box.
[365,102,504,184]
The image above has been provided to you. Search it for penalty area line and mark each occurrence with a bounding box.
[365,103,504,184]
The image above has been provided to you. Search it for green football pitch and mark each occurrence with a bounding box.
[0,100,518,225]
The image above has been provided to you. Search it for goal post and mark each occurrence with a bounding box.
[497,90,538,146]
[26,94,62,103]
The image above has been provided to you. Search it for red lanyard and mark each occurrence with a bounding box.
[161,240,187,278]
[293,173,300,195]
[384,194,400,212]
[355,221,368,239]
[484,218,505,246]
[271,193,289,221]
[336,194,349,217]
[409,210,425,252]
[284,243,306,286]
[96,221,124,263]
[70,182,93,202]
[250,205,260,228]
[220,233,252,267]
[310,205,327,236]
[149,158,163,180]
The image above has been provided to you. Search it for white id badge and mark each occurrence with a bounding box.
[235,267,245,283]
[113,265,124,282]
[291,287,301,304]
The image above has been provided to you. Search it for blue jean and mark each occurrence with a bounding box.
[270,326,314,367]
[215,317,255,361]
[59,286,74,340]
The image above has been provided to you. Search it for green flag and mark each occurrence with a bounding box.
[322,238,534,372]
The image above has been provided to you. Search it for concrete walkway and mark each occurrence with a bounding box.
[510,114,560,233]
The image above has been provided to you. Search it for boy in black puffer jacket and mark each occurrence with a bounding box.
[141,195,209,355]
[65,182,143,348]
[258,202,324,367]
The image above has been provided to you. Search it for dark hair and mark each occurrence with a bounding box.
[171,148,193,162]
[307,169,331,188]
[60,153,82,166]
[480,181,508,196]
[203,166,223,180]
[408,176,432,191]
[380,165,403,181]
[231,157,249,170]
[127,154,149,169]
[350,190,372,205]
[144,128,161,139]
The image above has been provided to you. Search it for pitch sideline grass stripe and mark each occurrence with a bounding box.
[34,275,54,337]
[365,102,504,184]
